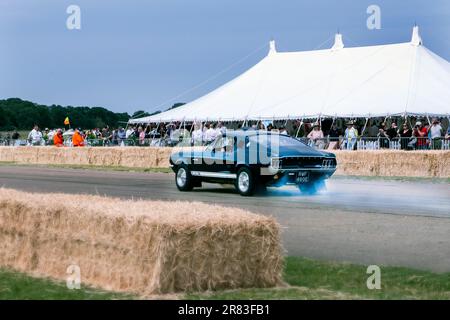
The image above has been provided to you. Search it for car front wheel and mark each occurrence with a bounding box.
[235,167,257,196]
[175,164,194,191]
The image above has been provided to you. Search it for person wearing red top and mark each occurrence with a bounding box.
[53,129,64,147]
[72,128,85,147]
[413,121,428,149]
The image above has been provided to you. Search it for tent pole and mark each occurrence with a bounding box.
[295,118,304,138]
[361,117,370,136]
[426,113,432,126]
[328,116,336,138]
[152,122,160,143]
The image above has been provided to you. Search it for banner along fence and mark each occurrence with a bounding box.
[0,147,448,178]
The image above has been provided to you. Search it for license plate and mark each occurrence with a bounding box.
[296,172,309,183]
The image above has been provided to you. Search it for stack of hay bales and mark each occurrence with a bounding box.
[0,189,283,296]
[0,147,174,168]
[334,150,450,177]
[1,147,449,178]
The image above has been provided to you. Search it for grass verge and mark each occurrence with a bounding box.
[1,257,449,300]
[189,257,450,300]
[0,268,134,300]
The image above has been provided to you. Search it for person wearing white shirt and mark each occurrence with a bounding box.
[429,119,443,139]
[28,125,43,146]
[192,124,203,146]
[203,123,217,144]
[125,127,134,139]
[344,121,358,150]
[215,122,227,136]
[430,118,443,149]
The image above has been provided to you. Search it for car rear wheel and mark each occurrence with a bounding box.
[175,164,194,191]
[298,180,325,195]
[235,167,257,196]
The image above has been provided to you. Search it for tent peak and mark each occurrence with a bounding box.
[411,25,422,46]
[268,39,277,56]
[331,33,344,51]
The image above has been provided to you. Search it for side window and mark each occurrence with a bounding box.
[223,137,235,153]
[213,137,223,152]
[236,137,246,151]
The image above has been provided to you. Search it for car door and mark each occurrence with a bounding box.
[223,136,237,172]
[202,136,226,173]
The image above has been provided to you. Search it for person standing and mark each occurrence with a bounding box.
[328,123,340,139]
[307,123,324,148]
[102,126,112,146]
[126,126,134,140]
[386,122,399,139]
[400,124,412,150]
[377,122,389,148]
[429,118,443,150]
[117,127,126,145]
[138,126,146,145]
[413,121,428,150]
[28,125,43,146]
[344,121,358,150]
[216,122,227,136]
[11,130,20,145]
[192,123,203,146]
[368,121,379,137]
[205,123,217,144]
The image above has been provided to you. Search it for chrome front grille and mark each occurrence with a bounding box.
[272,157,336,170]
[322,159,335,168]
[280,157,323,169]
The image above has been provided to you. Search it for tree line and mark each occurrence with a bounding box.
[0,98,131,131]
[0,98,185,131]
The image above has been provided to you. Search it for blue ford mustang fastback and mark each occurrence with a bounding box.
[170,130,337,196]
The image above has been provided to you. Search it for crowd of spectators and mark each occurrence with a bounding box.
[1,117,449,150]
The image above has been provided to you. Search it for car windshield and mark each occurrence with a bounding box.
[249,134,305,147]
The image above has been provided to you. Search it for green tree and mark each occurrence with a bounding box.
[0,98,131,131]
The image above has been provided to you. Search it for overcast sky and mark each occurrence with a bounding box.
[1,0,449,114]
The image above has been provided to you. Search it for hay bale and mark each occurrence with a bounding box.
[333,150,450,177]
[0,188,283,295]
[1,147,449,177]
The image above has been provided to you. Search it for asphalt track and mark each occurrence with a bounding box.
[0,165,449,272]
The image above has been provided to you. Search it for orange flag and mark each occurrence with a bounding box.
[64,117,70,125]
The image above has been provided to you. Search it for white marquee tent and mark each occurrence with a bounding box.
[130,27,450,124]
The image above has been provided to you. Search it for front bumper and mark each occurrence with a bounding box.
[263,163,337,186]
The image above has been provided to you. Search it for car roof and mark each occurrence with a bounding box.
[225,129,286,138]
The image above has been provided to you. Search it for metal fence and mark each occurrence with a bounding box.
[0,136,449,150]
[301,137,450,150]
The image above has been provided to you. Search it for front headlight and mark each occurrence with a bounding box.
[271,157,281,170]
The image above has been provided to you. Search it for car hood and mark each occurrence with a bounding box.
[270,144,330,158]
